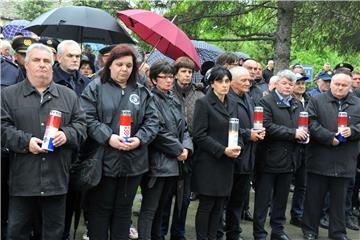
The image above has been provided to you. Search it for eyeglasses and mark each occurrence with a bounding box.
[157,75,174,80]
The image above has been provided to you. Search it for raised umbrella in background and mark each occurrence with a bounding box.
[25,6,135,44]
[3,20,33,39]
[117,9,200,70]
[146,40,225,82]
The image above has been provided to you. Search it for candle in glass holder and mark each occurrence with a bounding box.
[228,118,239,147]
[119,110,132,143]
[298,111,309,144]
[253,106,264,131]
[337,112,348,143]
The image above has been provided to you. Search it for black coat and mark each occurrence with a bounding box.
[1,79,87,196]
[228,88,256,174]
[306,91,360,178]
[192,90,244,197]
[80,77,159,177]
[53,63,90,97]
[148,88,193,177]
[255,90,302,173]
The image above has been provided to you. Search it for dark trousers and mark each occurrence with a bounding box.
[86,175,142,240]
[196,195,226,240]
[345,176,355,219]
[253,172,292,239]
[353,167,360,208]
[7,195,66,240]
[62,185,82,239]
[302,173,350,239]
[138,176,177,240]
[224,174,251,240]
[290,160,307,220]
[1,152,9,240]
[161,173,191,239]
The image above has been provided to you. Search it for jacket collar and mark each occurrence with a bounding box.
[228,88,254,122]
[270,90,298,111]
[22,78,59,98]
[325,90,356,109]
[207,89,234,117]
[53,63,84,84]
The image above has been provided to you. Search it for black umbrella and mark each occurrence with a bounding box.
[25,6,135,44]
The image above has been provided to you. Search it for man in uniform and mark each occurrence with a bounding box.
[1,37,37,88]
[307,71,333,97]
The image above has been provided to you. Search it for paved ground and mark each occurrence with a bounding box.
[73,191,360,240]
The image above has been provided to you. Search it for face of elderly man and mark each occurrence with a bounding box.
[25,47,53,87]
[57,42,81,73]
[330,73,352,99]
[230,67,251,95]
[243,59,258,80]
[276,77,295,98]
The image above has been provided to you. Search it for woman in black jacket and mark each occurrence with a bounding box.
[192,65,243,240]
[137,61,193,240]
[80,44,159,240]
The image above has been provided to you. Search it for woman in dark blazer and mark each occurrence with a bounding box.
[192,65,243,240]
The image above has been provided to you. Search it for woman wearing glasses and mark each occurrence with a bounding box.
[138,61,193,240]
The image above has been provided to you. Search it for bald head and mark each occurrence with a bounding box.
[243,59,258,80]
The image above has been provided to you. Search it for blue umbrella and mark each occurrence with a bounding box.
[3,20,33,40]
[146,40,224,82]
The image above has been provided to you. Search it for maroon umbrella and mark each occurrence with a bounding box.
[117,9,200,70]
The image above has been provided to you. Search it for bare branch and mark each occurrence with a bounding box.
[191,37,275,42]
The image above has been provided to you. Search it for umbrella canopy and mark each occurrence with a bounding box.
[235,51,251,61]
[146,40,224,82]
[117,9,200,70]
[25,6,135,44]
[3,20,33,39]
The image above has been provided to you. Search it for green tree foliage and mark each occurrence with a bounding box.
[164,0,359,71]
[15,0,55,21]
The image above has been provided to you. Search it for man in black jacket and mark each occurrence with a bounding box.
[1,43,87,240]
[52,39,90,240]
[224,66,265,240]
[53,40,90,96]
[253,70,307,240]
[302,73,360,240]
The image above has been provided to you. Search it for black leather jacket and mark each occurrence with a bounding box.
[80,77,159,177]
[148,88,193,177]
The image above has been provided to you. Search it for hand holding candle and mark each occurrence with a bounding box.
[297,111,310,144]
[336,112,348,142]
[228,118,239,147]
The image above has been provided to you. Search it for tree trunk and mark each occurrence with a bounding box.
[274,1,295,73]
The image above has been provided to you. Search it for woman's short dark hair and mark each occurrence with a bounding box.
[174,56,195,74]
[149,60,175,84]
[215,52,239,66]
[207,65,232,84]
[80,60,95,73]
[100,44,138,84]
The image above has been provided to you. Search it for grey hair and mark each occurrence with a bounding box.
[57,40,80,57]
[229,66,249,80]
[276,69,296,83]
[0,40,12,51]
[25,43,54,65]
[332,72,352,85]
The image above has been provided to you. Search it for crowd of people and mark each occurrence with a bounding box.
[1,33,360,240]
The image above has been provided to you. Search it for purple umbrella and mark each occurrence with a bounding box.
[3,20,33,39]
